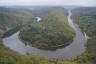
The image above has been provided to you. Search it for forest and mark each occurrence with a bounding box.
[19,8,75,50]
[0,7,96,64]
[72,7,96,64]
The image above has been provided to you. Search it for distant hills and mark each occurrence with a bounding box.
[0,7,34,31]
[6,5,81,10]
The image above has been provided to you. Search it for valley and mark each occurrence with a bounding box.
[0,6,96,64]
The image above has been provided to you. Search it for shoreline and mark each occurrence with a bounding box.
[3,10,86,60]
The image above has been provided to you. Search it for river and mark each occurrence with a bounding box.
[3,10,86,60]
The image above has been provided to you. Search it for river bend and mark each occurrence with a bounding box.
[3,10,86,60]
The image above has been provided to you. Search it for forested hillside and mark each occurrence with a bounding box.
[19,8,75,50]
[0,39,76,64]
[0,7,75,64]
[72,7,96,36]
[72,7,96,64]
[0,7,34,31]
[0,7,37,38]
[1,7,96,64]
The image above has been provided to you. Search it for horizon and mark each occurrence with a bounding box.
[1,5,96,8]
[0,0,96,7]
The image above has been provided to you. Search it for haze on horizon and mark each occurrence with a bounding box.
[0,0,96,7]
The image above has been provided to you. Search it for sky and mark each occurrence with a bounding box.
[0,0,96,6]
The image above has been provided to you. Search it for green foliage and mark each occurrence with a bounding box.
[0,7,75,64]
[1,7,96,64]
[72,7,96,64]
[72,7,96,37]
[0,40,32,64]
[19,8,75,50]
[0,7,34,31]
[0,39,75,64]
[2,25,22,38]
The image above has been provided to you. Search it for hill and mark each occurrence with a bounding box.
[72,7,96,64]
[19,8,75,50]
[0,7,36,37]
[0,7,34,31]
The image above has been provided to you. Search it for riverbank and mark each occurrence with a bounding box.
[19,8,75,50]
[1,7,96,64]
[2,25,22,38]
[19,37,73,51]
[71,7,96,64]
[1,39,75,64]
[3,10,86,60]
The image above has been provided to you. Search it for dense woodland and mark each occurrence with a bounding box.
[72,7,96,64]
[0,7,34,31]
[72,7,96,37]
[0,7,75,64]
[0,7,38,37]
[0,7,96,64]
[19,8,75,50]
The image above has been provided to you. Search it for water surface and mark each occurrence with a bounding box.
[3,10,86,60]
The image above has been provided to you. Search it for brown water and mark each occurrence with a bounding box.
[3,10,86,60]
